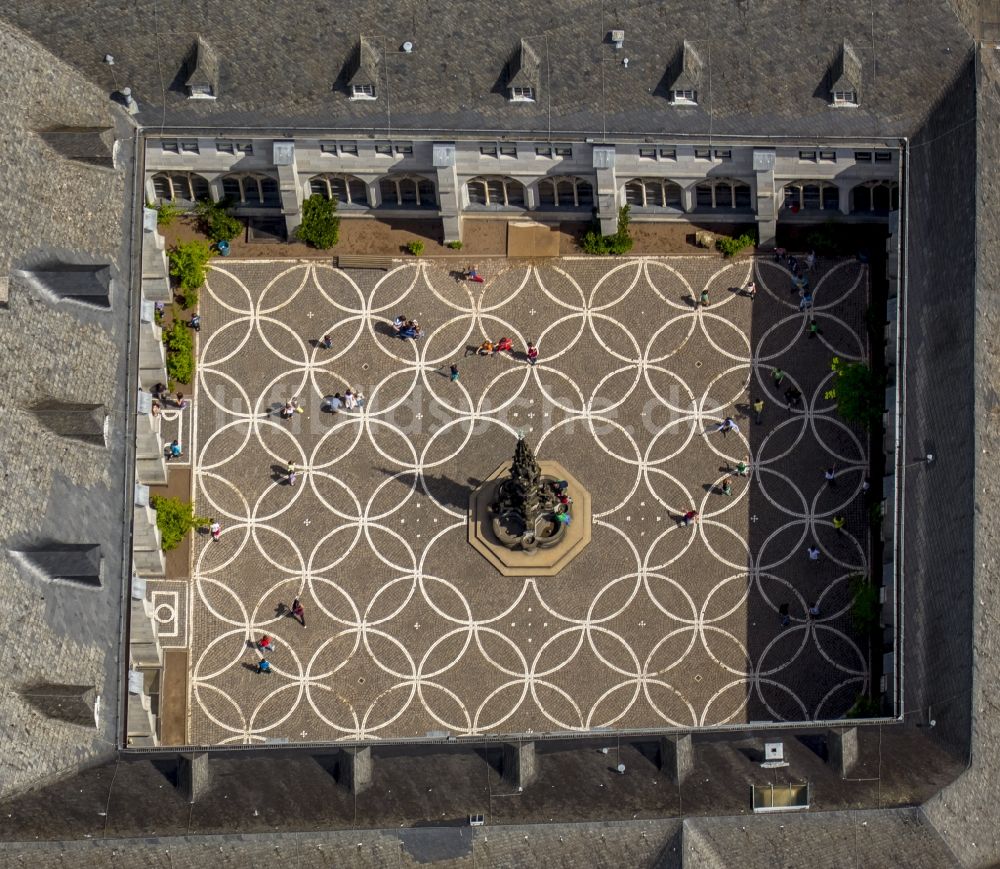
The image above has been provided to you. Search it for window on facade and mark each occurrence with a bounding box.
[480,144,498,158]
[351,83,375,99]
[832,90,857,105]
[854,151,872,162]
[851,180,899,213]
[624,178,682,209]
[638,147,656,160]
[672,89,696,103]
[222,173,281,207]
[309,174,369,206]
[161,140,180,153]
[715,149,732,160]
[875,151,892,163]
[659,147,677,160]
[554,145,572,157]
[694,148,711,160]
[152,172,210,203]
[395,143,413,156]
[216,142,235,154]
[819,151,837,162]
[375,143,393,156]
[500,145,517,158]
[320,142,338,154]
[378,175,437,208]
[783,180,840,211]
[339,142,358,156]
[535,145,553,158]
[511,86,535,101]
[181,142,200,154]
[466,176,526,207]
[695,178,752,209]
[537,176,594,208]
[798,150,817,162]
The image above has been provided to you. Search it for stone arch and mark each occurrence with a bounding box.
[781,179,840,212]
[308,173,369,206]
[537,175,594,208]
[694,177,753,210]
[851,180,899,213]
[221,172,280,207]
[377,174,437,208]
[151,172,209,205]
[623,177,683,209]
[466,176,526,208]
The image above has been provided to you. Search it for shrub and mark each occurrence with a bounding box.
[150,495,210,551]
[849,573,880,633]
[447,240,464,250]
[845,693,882,719]
[406,240,425,256]
[163,318,195,384]
[153,201,181,228]
[715,232,756,258]
[169,241,213,297]
[827,356,884,428]
[195,198,243,244]
[296,194,340,249]
[580,205,634,255]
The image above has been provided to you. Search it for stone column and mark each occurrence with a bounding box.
[681,183,697,214]
[501,741,538,790]
[839,180,853,215]
[208,175,226,203]
[592,146,618,236]
[340,746,373,794]
[660,734,693,785]
[273,141,303,236]
[433,143,462,243]
[752,149,777,248]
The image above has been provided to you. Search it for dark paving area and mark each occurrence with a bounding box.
[184,255,871,744]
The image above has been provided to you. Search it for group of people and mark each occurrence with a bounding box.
[392,316,423,340]
[254,598,306,673]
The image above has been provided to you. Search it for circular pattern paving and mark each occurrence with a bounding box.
[190,256,870,744]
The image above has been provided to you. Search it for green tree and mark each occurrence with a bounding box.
[169,240,213,295]
[715,232,756,257]
[580,205,634,255]
[406,240,425,256]
[826,356,884,428]
[296,194,341,249]
[163,318,195,384]
[150,495,210,551]
[849,573,880,633]
[195,198,243,243]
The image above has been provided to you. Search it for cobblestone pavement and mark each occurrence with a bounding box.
[183,255,871,744]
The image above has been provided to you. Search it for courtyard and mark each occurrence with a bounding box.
[167,254,871,745]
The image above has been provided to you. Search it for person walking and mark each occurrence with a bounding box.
[720,477,733,496]
[807,318,823,339]
[798,290,813,312]
[257,659,273,674]
[861,476,871,497]
[449,363,459,382]
[476,339,494,356]
[290,598,306,627]
[286,461,298,487]
[807,545,821,562]
[707,417,740,437]
[771,368,786,388]
[320,334,333,350]
[779,603,791,628]
[526,342,538,366]
[190,313,201,332]
[494,336,513,355]
[806,250,816,272]
[344,390,358,410]
[735,455,750,477]
[744,281,757,300]
[176,392,189,410]
[784,386,802,409]
[698,288,710,308]
[832,515,846,534]
[752,397,764,425]
[807,602,821,619]
[466,264,484,283]
[166,440,182,461]
[680,509,699,527]
[209,520,221,542]
[824,466,837,488]
[257,635,274,654]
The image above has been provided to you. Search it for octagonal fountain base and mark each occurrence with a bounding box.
[468,460,591,577]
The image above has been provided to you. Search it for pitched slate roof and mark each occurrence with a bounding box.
[0,0,971,138]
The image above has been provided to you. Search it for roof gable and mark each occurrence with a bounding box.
[668,40,703,92]
[830,40,862,95]
[346,36,380,88]
[185,37,219,97]
[508,39,541,90]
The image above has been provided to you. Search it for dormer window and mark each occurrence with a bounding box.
[184,37,219,100]
[346,37,379,101]
[665,42,702,107]
[829,41,861,107]
[507,39,540,103]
